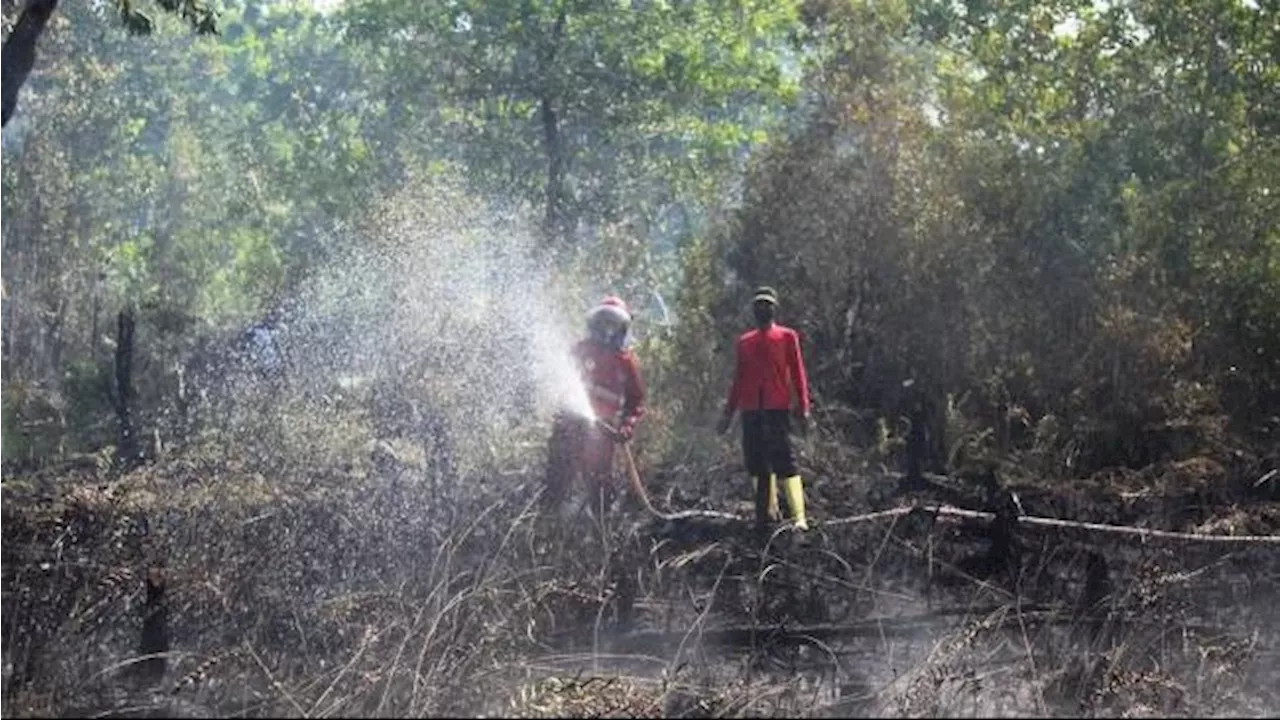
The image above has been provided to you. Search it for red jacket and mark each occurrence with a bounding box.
[725,323,810,415]
[573,339,646,428]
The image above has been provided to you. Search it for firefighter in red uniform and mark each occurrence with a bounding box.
[544,296,646,516]
[717,286,812,530]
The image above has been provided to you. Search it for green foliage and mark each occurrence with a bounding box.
[0,370,107,469]
[343,0,804,250]
[61,359,117,449]
[2,0,390,460]
[693,0,1279,475]
[1,383,41,467]
[115,0,218,36]
[2,0,1276,479]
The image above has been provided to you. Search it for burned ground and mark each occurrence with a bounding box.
[3,430,1276,719]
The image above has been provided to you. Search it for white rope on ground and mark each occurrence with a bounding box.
[821,504,1280,545]
[619,435,1276,544]
[821,507,917,526]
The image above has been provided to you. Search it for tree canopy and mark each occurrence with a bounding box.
[2,0,1276,478]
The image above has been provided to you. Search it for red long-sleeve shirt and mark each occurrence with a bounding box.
[573,339,646,427]
[725,324,810,415]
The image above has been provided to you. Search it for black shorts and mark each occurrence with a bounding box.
[741,410,797,478]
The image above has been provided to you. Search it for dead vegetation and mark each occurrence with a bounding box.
[3,403,1277,719]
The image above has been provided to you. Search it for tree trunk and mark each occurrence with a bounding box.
[1,274,14,379]
[1,0,59,128]
[5,260,19,379]
[114,306,138,466]
[47,293,66,371]
[91,275,100,364]
[541,94,566,243]
[539,9,569,248]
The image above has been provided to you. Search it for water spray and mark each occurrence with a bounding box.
[245,177,736,522]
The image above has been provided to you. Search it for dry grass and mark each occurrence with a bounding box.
[3,403,1278,719]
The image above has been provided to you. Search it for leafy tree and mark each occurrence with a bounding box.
[2,0,388,462]
[920,0,1280,434]
[1,0,218,127]
[697,0,1279,475]
[343,0,805,252]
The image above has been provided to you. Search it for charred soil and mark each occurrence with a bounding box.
[2,440,1278,718]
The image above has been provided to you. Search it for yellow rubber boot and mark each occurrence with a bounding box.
[783,475,809,530]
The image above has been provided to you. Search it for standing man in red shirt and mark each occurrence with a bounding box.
[717,286,812,530]
[545,296,647,517]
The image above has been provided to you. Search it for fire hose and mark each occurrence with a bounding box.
[595,418,735,522]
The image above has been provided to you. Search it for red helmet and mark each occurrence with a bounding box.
[596,296,630,320]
